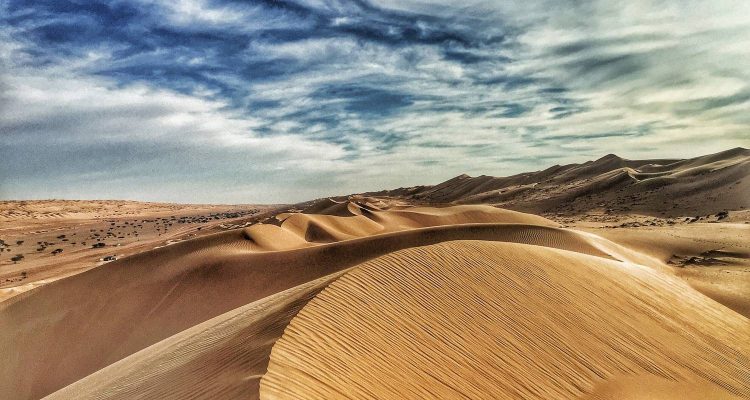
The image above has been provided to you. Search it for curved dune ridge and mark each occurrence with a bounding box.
[213,203,556,252]
[261,241,750,400]
[35,232,616,399]
[39,223,618,400]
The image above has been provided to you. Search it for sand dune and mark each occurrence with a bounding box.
[370,147,749,217]
[261,241,750,399]
[18,207,742,400]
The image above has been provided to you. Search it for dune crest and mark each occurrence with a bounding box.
[261,241,750,399]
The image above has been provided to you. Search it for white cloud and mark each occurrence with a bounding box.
[139,0,305,31]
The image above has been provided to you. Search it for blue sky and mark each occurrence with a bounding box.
[1,0,749,203]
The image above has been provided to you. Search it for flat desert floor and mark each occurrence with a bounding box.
[1,149,748,400]
[0,200,274,302]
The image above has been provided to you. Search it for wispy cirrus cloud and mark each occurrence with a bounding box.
[1,0,748,202]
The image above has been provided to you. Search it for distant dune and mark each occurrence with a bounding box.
[369,147,750,217]
[1,149,748,400]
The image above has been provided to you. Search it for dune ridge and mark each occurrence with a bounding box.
[261,241,750,399]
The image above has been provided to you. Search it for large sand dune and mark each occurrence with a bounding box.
[262,241,749,399]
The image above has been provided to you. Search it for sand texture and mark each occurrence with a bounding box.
[262,241,750,399]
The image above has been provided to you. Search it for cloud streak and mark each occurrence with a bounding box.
[1,0,749,202]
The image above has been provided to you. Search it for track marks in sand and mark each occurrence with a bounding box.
[262,241,750,400]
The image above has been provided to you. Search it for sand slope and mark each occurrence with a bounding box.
[593,222,750,318]
[41,223,747,400]
[44,271,348,400]
[39,221,614,400]
[261,241,750,399]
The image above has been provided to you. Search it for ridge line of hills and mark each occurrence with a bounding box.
[362,147,749,217]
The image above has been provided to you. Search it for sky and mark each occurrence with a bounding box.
[1,0,749,203]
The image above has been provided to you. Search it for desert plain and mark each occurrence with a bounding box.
[1,148,749,400]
